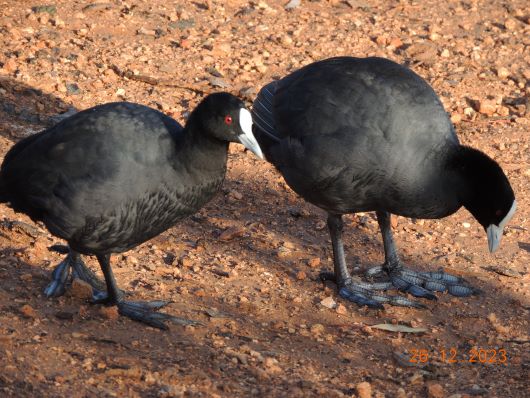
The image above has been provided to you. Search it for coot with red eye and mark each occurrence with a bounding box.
[252,57,515,309]
[0,92,263,329]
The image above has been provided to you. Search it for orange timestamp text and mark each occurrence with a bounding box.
[409,348,508,364]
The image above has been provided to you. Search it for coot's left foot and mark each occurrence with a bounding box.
[94,254,198,329]
[92,294,196,329]
[321,272,426,309]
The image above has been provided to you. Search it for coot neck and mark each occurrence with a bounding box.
[400,144,466,219]
[179,110,229,170]
[444,145,487,211]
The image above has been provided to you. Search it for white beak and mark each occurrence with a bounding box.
[238,108,264,159]
[486,200,516,253]
[486,224,502,253]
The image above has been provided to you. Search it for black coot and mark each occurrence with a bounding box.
[252,57,515,308]
[0,92,263,328]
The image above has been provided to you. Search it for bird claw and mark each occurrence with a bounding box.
[402,283,437,300]
[338,287,384,309]
[44,259,70,297]
[44,279,67,298]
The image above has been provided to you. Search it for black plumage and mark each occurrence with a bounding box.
[0,92,263,328]
[252,57,516,308]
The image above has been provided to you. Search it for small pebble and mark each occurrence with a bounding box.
[179,39,192,48]
[66,83,81,95]
[388,37,403,49]
[219,225,245,241]
[238,295,249,303]
[71,278,93,299]
[320,296,337,309]
[2,58,17,73]
[477,99,496,116]
[335,303,347,315]
[283,241,295,249]
[427,383,445,398]
[20,273,32,281]
[504,18,518,30]
[20,304,37,319]
[106,367,143,379]
[310,323,325,335]
[396,388,407,398]
[356,381,372,398]
[451,113,462,124]
[409,371,423,384]
[0,335,14,348]
[496,67,510,79]
[284,0,300,10]
[307,257,321,268]
[315,220,327,230]
[227,190,243,201]
[296,270,307,280]
[99,306,119,321]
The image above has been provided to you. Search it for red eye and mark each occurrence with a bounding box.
[224,115,232,125]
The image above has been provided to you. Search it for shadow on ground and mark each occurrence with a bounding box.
[0,77,73,143]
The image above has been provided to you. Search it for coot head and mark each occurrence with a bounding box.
[457,146,516,253]
[192,92,263,159]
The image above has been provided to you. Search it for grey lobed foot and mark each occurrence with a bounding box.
[321,272,426,309]
[365,264,480,298]
[93,253,197,330]
[92,294,198,329]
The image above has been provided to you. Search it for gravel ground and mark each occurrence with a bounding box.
[0,1,528,397]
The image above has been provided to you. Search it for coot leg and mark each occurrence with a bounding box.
[70,251,108,297]
[367,211,479,298]
[325,214,425,309]
[94,254,197,329]
[43,249,111,299]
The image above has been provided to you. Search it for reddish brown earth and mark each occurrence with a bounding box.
[0,1,528,397]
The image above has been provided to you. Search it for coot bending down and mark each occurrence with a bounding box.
[0,93,263,328]
[252,57,515,308]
